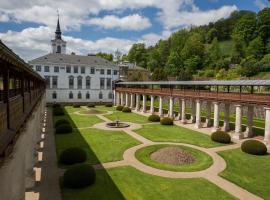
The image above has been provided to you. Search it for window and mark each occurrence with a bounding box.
[86,76,91,89]
[108,92,113,99]
[74,66,78,73]
[106,78,111,89]
[52,76,58,89]
[66,66,71,73]
[107,69,111,75]
[44,66,50,72]
[90,67,95,74]
[52,91,57,99]
[69,92,73,99]
[81,66,85,74]
[36,65,41,71]
[77,76,82,89]
[45,76,50,89]
[54,66,59,73]
[86,92,90,99]
[57,45,61,53]
[69,76,74,89]
[100,78,105,89]
[100,69,104,75]
[113,70,118,75]
[78,91,82,99]
[99,92,103,99]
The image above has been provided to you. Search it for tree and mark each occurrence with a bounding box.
[209,37,221,62]
[257,8,270,42]
[246,37,265,59]
[114,49,122,64]
[206,28,218,43]
[231,35,245,64]
[152,68,167,81]
[127,43,147,67]
[165,51,183,76]
[96,52,113,61]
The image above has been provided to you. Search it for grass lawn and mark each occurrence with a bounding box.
[64,106,83,113]
[105,111,148,124]
[219,149,270,200]
[135,144,213,172]
[135,124,224,148]
[94,105,116,112]
[61,166,236,200]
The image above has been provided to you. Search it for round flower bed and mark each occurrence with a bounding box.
[241,140,267,155]
[211,131,231,144]
[60,147,87,165]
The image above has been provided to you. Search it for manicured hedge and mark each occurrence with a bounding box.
[60,147,87,165]
[241,140,267,155]
[211,131,231,144]
[53,107,65,116]
[53,103,61,108]
[63,164,96,188]
[73,104,81,108]
[122,107,131,113]
[116,105,124,111]
[105,103,113,107]
[87,103,96,108]
[148,114,160,122]
[160,117,174,125]
[55,124,72,134]
[54,119,70,128]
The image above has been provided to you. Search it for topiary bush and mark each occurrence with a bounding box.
[55,124,72,134]
[160,117,174,125]
[87,103,95,108]
[116,105,124,111]
[148,114,160,122]
[105,103,113,107]
[53,107,65,116]
[55,119,70,128]
[122,107,131,113]
[60,147,87,165]
[211,131,231,144]
[53,103,61,108]
[63,164,96,189]
[241,140,267,155]
[73,104,81,108]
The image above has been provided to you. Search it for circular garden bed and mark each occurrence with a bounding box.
[135,144,213,172]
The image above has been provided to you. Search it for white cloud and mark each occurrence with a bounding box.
[87,14,151,30]
[254,0,267,10]
[140,30,172,47]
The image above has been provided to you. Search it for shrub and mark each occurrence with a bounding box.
[54,119,70,128]
[116,105,124,111]
[105,103,113,107]
[73,104,81,108]
[160,117,174,125]
[63,164,96,189]
[211,131,231,144]
[53,107,65,116]
[122,107,131,113]
[53,103,61,108]
[55,124,72,134]
[148,115,160,122]
[87,103,95,108]
[60,147,87,165]
[241,140,267,155]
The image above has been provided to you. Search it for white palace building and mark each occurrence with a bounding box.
[29,18,119,103]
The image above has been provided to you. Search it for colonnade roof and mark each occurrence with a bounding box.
[116,80,270,86]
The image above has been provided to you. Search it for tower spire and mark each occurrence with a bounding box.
[55,9,62,39]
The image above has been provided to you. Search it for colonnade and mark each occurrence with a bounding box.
[115,92,270,144]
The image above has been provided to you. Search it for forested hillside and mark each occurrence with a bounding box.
[125,8,270,80]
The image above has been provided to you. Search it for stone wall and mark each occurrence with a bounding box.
[0,96,45,200]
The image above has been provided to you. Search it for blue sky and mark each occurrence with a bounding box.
[0,0,269,60]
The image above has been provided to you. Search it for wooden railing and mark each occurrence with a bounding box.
[116,87,270,106]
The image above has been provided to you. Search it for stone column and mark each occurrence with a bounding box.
[212,102,220,132]
[233,104,243,139]
[177,98,182,120]
[142,94,147,113]
[181,99,187,124]
[120,93,124,106]
[130,94,135,109]
[194,100,202,129]
[205,101,212,127]
[169,97,174,118]
[135,94,140,111]
[150,95,155,114]
[245,105,254,138]
[264,107,270,145]
[116,92,120,106]
[223,103,230,132]
[125,93,129,107]
[191,100,196,123]
[159,96,163,117]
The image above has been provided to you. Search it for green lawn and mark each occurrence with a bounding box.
[64,106,83,113]
[105,111,148,124]
[61,166,236,200]
[135,144,213,172]
[219,149,270,200]
[94,105,116,112]
[135,124,224,148]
